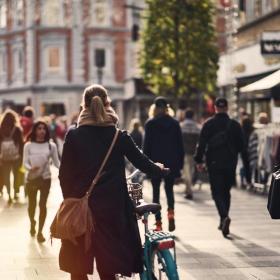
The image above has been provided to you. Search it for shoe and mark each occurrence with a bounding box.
[37,232,46,243]
[155,220,162,231]
[222,217,231,237]
[8,197,13,205]
[30,221,36,237]
[184,193,193,200]
[218,219,223,230]
[168,209,175,232]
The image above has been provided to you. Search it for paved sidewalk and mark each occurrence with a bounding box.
[1,172,280,279]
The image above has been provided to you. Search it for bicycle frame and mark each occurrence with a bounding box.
[140,212,178,280]
[127,170,178,280]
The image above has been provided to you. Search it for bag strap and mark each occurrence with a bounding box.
[86,129,119,196]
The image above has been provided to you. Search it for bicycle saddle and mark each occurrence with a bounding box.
[135,201,161,216]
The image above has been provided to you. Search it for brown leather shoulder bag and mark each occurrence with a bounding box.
[50,129,119,252]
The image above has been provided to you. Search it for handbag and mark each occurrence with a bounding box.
[267,166,280,219]
[50,129,119,251]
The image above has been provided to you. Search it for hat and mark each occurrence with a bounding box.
[154,96,168,108]
[215,97,228,108]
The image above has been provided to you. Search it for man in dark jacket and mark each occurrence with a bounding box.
[194,97,248,237]
[144,97,184,232]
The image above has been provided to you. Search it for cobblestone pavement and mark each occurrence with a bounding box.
[1,170,280,280]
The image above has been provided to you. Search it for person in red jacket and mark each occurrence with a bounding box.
[20,106,34,140]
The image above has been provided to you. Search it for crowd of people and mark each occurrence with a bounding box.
[0,107,70,242]
[0,84,274,280]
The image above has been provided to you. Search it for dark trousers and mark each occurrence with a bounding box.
[2,160,20,197]
[27,177,51,232]
[151,176,175,221]
[208,169,235,220]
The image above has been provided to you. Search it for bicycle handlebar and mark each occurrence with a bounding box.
[126,168,170,181]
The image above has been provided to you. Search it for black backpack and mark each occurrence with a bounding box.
[207,120,233,150]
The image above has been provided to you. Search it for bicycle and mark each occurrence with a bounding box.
[126,170,180,280]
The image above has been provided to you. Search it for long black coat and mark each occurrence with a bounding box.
[143,114,184,178]
[58,126,163,276]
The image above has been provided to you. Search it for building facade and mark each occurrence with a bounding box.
[217,0,280,120]
[0,0,138,127]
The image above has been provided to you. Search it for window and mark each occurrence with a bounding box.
[42,0,64,26]
[13,0,23,27]
[91,0,110,27]
[254,0,262,18]
[18,50,23,70]
[94,49,106,68]
[0,2,7,28]
[47,47,61,72]
[0,52,6,74]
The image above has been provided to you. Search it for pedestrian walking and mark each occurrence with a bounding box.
[129,118,143,149]
[23,121,60,242]
[241,116,255,188]
[20,106,34,141]
[194,97,249,237]
[58,85,168,280]
[127,118,144,183]
[181,108,200,200]
[143,96,184,232]
[0,110,23,203]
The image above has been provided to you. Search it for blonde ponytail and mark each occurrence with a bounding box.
[89,96,107,123]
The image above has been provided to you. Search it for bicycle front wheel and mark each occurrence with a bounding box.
[151,248,179,280]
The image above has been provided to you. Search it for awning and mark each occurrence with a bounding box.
[240,69,280,93]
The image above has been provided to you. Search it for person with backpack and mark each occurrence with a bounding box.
[0,109,24,203]
[194,98,249,237]
[58,85,168,280]
[23,121,60,242]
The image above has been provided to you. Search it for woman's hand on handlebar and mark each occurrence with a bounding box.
[155,162,164,169]
[155,162,170,176]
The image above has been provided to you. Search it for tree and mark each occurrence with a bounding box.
[140,0,219,98]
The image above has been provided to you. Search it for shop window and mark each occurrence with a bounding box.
[42,0,64,26]
[41,103,66,116]
[0,2,7,28]
[47,47,60,71]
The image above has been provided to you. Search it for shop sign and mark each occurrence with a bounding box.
[261,31,280,55]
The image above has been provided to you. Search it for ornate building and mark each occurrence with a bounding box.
[0,0,137,127]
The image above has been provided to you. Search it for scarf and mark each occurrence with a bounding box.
[77,107,119,127]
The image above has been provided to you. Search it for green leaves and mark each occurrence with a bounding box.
[140,0,219,97]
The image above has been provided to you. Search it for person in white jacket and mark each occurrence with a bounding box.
[23,121,60,242]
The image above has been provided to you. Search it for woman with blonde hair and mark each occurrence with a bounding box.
[0,109,23,203]
[144,97,184,232]
[58,85,168,280]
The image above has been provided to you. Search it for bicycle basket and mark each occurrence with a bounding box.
[128,183,143,206]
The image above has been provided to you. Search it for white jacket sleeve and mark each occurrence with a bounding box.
[23,143,32,171]
[50,142,60,169]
